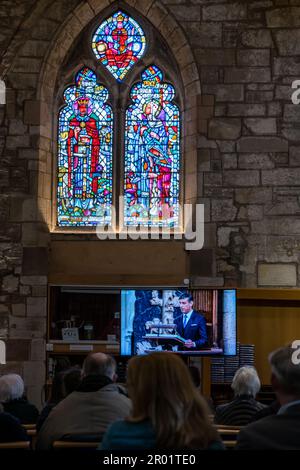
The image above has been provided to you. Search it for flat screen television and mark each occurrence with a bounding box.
[120,288,236,356]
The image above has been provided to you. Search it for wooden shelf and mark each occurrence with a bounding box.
[46,342,120,354]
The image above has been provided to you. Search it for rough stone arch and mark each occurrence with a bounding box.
[36,0,201,229]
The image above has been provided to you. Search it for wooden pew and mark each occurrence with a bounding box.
[0,441,30,449]
[23,424,36,431]
[53,440,99,449]
[222,440,237,449]
[216,428,241,436]
[215,424,243,449]
[21,425,37,449]
[216,424,243,431]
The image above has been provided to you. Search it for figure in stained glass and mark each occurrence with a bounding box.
[92,11,146,81]
[57,68,113,226]
[124,65,180,227]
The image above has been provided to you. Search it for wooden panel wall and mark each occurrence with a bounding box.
[237,289,300,385]
[49,240,189,286]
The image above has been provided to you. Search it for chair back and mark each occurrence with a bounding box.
[52,433,103,450]
[23,424,36,431]
[216,424,243,431]
[222,440,237,449]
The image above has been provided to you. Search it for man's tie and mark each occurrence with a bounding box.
[183,315,187,329]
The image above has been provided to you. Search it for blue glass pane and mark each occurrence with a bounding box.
[57,67,113,227]
[92,11,146,82]
[124,65,180,227]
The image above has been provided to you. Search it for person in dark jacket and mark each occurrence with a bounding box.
[189,366,214,412]
[36,353,131,450]
[37,367,82,432]
[250,399,280,422]
[0,403,29,442]
[215,366,266,426]
[0,374,39,424]
[236,345,300,450]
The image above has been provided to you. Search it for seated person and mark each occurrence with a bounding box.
[0,374,39,424]
[174,293,208,350]
[36,353,131,450]
[100,352,224,450]
[215,366,266,426]
[236,345,300,450]
[37,367,82,432]
[188,366,214,412]
[0,403,29,442]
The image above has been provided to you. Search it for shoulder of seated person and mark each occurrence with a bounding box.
[259,400,268,407]
[104,383,128,393]
[208,440,226,450]
[239,414,278,433]
[0,412,22,424]
[106,420,126,430]
[216,403,229,411]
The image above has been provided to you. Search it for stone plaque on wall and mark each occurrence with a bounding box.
[258,263,297,287]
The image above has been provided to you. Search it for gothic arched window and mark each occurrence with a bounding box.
[56,10,181,230]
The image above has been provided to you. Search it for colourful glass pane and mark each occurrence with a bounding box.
[57,67,113,227]
[92,10,146,82]
[124,65,180,228]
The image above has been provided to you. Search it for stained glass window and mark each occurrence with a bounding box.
[124,65,180,228]
[92,10,146,82]
[57,67,113,227]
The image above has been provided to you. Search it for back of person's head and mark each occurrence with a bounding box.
[63,367,82,395]
[127,353,219,449]
[82,353,117,381]
[48,367,82,404]
[48,371,65,404]
[55,357,72,374]
[0,374,24,403]
[178,292,193,302]
[188,366,201,389]
[231,366,261,398]
[269,344,300,400]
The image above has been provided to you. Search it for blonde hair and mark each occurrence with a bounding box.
[127,353,219,449]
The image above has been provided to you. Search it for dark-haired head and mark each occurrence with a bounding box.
[49,367,82,404]
[55,356,72,374]
[63,367,82,395]
[48,371,65,404]
[178,292,193,302]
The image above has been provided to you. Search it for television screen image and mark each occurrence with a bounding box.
[121,289,236,356]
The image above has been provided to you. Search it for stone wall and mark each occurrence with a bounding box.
[0,0,300,405]
[182,0,300,288]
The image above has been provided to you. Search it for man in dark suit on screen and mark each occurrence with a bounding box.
[174,292,208,350]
